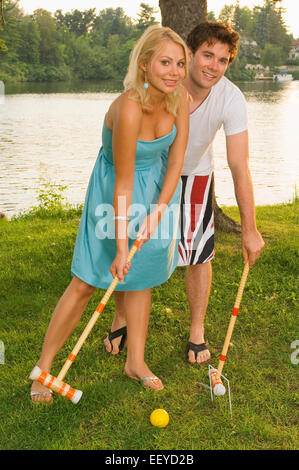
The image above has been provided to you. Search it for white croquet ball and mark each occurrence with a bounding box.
[213,383,226,396]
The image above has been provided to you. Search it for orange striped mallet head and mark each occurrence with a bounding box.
[29,366,83,404]
[209,262,250,396]
[29,238,141,403]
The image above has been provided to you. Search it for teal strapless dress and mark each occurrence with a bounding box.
[71,119,181,291]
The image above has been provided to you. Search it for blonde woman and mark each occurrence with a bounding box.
[30,25,189,402]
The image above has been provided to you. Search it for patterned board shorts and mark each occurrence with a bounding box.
[178,173,215,266]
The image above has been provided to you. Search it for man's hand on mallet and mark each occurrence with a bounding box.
[242,229,265,267]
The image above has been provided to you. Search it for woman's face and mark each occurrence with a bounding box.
[144,40,186,95]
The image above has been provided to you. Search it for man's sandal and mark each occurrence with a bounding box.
[187,341,210,363]
[105,326,127,354]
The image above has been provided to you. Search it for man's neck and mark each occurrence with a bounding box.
[183,76,213,111]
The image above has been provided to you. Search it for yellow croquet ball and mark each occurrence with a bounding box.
[150,409,169,428]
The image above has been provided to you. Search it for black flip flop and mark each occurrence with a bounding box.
[187,341,210,363]
[105,326,127,354]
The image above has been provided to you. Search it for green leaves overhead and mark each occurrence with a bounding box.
[0,3,158,83]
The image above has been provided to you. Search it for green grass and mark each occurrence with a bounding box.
[0,200,298,450]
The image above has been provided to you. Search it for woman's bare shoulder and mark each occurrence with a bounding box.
[106,91,142,129]
[179,85,192,106]
[175,85,190,124]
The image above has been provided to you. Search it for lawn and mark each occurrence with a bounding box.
[0,200,298,450]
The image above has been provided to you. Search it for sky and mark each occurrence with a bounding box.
[18,0,299,38]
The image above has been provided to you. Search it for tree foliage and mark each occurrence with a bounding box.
[0,2,157,83]
[0,1,294,84]
[54,8,96,36]
[136,3,159,32]
[0,0,7,51]
[214,0,292,80]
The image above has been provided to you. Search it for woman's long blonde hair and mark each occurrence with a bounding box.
[123,25,189,116]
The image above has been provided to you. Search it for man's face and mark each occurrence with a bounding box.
[188,40,231,90]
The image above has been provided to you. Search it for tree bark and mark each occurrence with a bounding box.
[159,0,207,41]
[159,0,241,233]
[0,0,5,28]
[213,199,241,233]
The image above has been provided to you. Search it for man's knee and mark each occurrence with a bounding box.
[187,261,212,273]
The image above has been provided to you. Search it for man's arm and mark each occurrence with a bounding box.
[226,130,265,267]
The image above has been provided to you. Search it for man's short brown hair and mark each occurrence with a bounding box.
[187,21,240,64]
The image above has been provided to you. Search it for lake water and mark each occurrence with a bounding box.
[0,79,298,217]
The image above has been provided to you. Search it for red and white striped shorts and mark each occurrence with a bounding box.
[178,173,215,266]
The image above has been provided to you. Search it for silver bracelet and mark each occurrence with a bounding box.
[114,216,130,221]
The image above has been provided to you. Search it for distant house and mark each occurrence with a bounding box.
[245,64,271,80]
[289,40,299,60]
[245,64,270,72]
[241,38,258,47]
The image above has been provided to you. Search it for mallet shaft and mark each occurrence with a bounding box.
[217,262,249,375]
[29,238,141,403]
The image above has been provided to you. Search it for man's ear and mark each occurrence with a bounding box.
[188,47,194,62]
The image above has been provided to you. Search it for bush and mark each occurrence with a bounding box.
[27,64,72,82]
[285,58,299,66]
[0,61,29,83]
[16,181,83,220]
[240,69,256,80]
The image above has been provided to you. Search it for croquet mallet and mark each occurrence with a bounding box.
[29,238,141,404]
[209,261,250,396]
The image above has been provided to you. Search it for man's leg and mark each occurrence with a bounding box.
[178,173,214,363]
[186,261,212,363]
[103,292,127,354]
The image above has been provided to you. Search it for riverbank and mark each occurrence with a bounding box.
[0,201,298,450]
[2,68,298,90]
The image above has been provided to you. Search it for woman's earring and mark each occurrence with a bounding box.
[144,72,149,89]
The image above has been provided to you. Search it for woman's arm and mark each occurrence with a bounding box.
[109,96,142,280]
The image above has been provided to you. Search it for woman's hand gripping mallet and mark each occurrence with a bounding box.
[29,238,141,404]
[209,262,250,396]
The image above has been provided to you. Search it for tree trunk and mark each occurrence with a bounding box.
[159,0,207,41]
[0,1,5,28]
[213,198,241,233]
[159,0,241,234]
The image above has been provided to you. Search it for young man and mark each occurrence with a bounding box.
[105,22,265,365]
[180,21,264,364]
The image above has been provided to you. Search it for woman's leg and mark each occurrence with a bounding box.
[124,289,163,390]
[30,276,96,402]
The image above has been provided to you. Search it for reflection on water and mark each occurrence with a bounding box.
[5,79,123,95]
[0,80,298,217]
[213,80,299,207]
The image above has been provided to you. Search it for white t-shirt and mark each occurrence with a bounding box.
[182,76,248,176]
